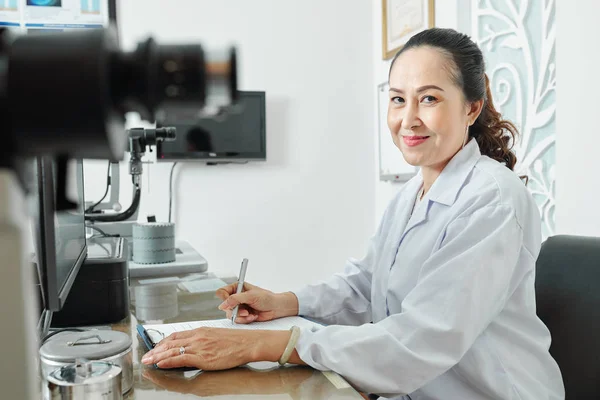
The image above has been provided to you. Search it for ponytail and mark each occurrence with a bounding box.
[470,74,519,171]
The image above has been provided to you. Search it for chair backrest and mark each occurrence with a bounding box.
[535,234,600,398]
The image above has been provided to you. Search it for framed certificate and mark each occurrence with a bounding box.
[382,0,435,59]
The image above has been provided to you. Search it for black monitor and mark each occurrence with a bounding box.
[35,158,87,311]
[156,91,267,163]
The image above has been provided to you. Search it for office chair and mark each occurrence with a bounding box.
[535,234,600,398]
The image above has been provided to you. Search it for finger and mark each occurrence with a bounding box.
[224,310,250,320]
[151,337,192,354]
[218,301,250,316]
[162,330,197,343]
[143,347,182,365]
[219,292,256,310]
[216,282,256,300]
[226,305,260,319]
[146,330,197,357]
[156,354,198,369]
[238,308,250,317]
[221,306,250,317]
[234,313,258,324]
[215,283,237,300]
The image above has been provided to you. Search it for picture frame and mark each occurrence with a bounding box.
[382,0,435,59]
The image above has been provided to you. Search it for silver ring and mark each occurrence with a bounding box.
[179,346,185,355]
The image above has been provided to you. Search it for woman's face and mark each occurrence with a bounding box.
[387,46,482,171]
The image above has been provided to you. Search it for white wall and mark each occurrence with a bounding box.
[554,0,600,236]
[84,0,375,291]
[371,0,458,221]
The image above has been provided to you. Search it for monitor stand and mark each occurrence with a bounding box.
[88,221,209,278]
[128,239,208,278]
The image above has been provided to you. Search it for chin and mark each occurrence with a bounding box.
[400,151,423,167]
[397,145,423,166]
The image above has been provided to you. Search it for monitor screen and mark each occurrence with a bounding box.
[36,157,87,311]
[157,91,267,162]
[0,0,115,33]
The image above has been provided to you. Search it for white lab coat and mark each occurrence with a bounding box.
[292,139,565,400]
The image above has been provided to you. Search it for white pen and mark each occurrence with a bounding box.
[231,258,248,324]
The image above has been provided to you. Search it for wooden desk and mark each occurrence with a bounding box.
[112,277,365,399]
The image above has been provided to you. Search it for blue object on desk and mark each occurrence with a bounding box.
[137,324,155,351]
[137,324,198,371]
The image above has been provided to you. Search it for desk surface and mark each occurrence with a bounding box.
[114,275,365,399]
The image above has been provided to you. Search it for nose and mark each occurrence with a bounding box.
[400,102,422,131]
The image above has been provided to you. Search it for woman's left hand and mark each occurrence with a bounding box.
[142,327,259,370]
[141,327,291,370]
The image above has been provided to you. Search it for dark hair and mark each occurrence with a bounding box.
[389,28,519,171]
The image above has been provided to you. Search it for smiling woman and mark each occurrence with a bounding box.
[141,28,565,400]
[387,28,519,197]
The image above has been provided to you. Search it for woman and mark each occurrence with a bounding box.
[142,28,565,399]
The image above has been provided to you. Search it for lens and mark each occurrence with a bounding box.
[119,38,238,123]
[203,47,238,115]
[153,43,207,107]
[155,127,176,141]
[9,28,126,160]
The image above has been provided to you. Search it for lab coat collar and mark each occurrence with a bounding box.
[386,140,481,249]
[423,139,482,206]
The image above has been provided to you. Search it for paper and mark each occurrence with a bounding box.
[143,316,322,345]
[180,278,227,293]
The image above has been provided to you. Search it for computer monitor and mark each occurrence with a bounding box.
[156,91,267,163]
[0,0,117,34]
[35,157,87,311]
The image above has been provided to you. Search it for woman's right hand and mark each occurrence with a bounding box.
[216,282,299,324]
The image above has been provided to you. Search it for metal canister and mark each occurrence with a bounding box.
[43,360,122,400]
[40,331,133,394]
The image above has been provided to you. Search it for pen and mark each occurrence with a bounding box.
[231,258,248,324]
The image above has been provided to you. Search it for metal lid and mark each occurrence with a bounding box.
[40,331,132,362]
[47,361,121,386]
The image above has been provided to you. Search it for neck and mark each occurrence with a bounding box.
[420,162,447,196]
[421,143,467,195]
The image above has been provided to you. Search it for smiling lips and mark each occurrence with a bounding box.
[402,135,430,147]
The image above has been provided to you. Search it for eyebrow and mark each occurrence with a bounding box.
[389,85,445,94]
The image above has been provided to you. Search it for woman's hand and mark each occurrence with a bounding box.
[141,327,294,370]
[142,327,257,370]
[216,282,299,324]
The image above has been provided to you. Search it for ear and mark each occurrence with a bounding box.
[467,99,484,125]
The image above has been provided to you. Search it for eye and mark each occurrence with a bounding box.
[421,95,437,104]
[391,96,404,104]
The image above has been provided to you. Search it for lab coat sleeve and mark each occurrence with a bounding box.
[291,208,391,326]
[294,204,526,396]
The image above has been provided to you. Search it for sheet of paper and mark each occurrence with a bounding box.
[143,316,322,344]
[180,278,227,293]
